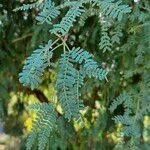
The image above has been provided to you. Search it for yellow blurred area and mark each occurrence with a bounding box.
[24,111,37,133]
[143,116,150,142]
[109,123,123,144]
[7,92,39,133]
[8,92,39,115]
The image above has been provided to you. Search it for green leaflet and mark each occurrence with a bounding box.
[109,92,133,113]
[109,92,140,137]
[94,0,132,21]
[13,1,43,11]
[56,52,84,121]
[56,48,107,121]
[36,0,60,24]
[109,83,150,138]
[19,40,53,90]
[50,2,85,35]
[111,24,123,45]
[69,47,108,80]
[99,22,112,52]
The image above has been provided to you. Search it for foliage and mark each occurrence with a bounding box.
[0,0,150,149]
[98,0,132,21]
[36,0,60,24]
[26,103,57,150]
[19,40,53,90]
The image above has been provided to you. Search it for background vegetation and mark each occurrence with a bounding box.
[0,0,150,150]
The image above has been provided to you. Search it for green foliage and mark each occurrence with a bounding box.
[78,8,99,26]
[0,0,150,149]
[99,22,112,52]
[13,1,43,11]
[69,47,107,80]
[96,0,132,21]
[110,79,150,146]
[109,92,132,113]
[51,2,85,35]
[109,92,139,136]
[26,103,57,150]
[36,0,60,24]
[15,0,149,149]
[19,40,53,90]
[56,47,107,120]
[56,52,84,120]
[111,24,123,45]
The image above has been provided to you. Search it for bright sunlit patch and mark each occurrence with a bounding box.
[24,110,37,133]
[143,116,150,142]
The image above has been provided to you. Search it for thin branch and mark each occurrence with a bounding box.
[12,33,33,43]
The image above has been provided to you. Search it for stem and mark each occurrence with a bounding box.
[63,41,66,53]
[64,42,70,51]
[51,38,60,47]
[134,98,140,123]
[12,33,33,43]
[51,43,63,52]
[54,33,70,51]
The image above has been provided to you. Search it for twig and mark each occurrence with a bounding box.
[12,33,33,43]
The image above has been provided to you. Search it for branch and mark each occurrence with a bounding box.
[25,88,49,103]
[12,33,33,43]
